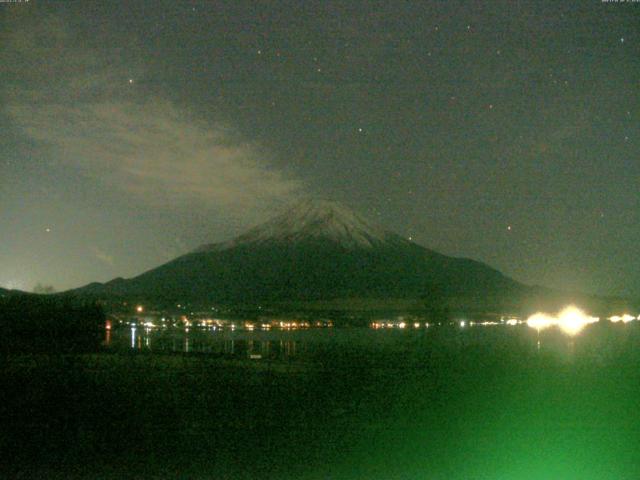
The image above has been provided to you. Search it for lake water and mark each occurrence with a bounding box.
[6,321,640,479]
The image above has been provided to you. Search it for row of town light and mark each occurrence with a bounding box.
[134,304,636,337]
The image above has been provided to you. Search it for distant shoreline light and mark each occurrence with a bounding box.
[526,305,600,336]
[609,314,636,323]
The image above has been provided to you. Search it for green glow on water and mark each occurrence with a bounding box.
[309,325,640,480]
[5,322,640,479]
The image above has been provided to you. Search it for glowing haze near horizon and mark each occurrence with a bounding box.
[0,1,639,295]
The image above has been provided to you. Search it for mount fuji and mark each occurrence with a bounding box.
[73,200,526,309]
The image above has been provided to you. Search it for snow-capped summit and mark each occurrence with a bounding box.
[196,199,403,251]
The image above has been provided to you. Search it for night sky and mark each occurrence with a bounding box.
[1,1,638,297]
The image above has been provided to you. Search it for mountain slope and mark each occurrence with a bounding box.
[72,200,525,308]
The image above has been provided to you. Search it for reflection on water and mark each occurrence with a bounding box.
[102,321,640,365]
[106,326,310,360]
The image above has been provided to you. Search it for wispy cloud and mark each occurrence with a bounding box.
[91,246,115,267]
[9,101,303,214]
[3,9,304,219]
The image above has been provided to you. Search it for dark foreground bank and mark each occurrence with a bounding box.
[0,294,104,354]
[2,324,640,479]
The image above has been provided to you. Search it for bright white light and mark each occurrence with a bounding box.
[460,320,466,328]
[505,318,518,326]
[610,314,635,323]
[398,322,406,329]
[526,306,598,336]
[557,306,598,336]
[527,313,555,331]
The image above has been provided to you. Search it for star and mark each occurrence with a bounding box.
[507,225,512,231]
[128,78,134,84]
[45,227,51,233]
[357,127,363,133]
[620,37,624,43]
